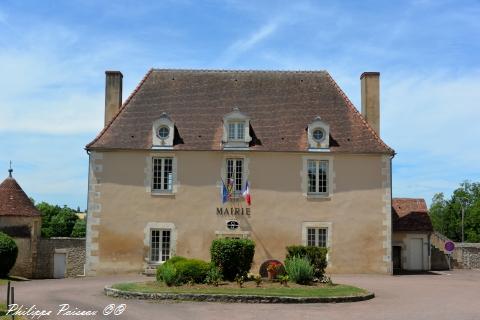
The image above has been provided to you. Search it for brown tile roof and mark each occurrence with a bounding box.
[87,69,394,154]
[0,176,41,217]
[392,198,433,232]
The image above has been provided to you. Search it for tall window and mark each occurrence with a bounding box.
[226,158,243,194]
[307,160,328,195]
[150,229,171,263]
[228,122,245,140]
[307,227,328,247]
[152,158,173,192]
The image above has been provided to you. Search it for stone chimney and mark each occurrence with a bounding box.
[360,72,380,135]
[104,71,123,126]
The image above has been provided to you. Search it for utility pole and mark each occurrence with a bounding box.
[461,203,465,244]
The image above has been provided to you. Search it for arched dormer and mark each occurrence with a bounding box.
[152,112,174,149]
[222,107,252,149]
[307,116,330,150]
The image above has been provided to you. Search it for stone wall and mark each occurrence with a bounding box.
[35,237,86,278]
[453,243,480,269]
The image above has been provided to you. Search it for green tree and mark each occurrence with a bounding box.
[36,202,79,238]
[71,219,86,238]
[430,181,480,242]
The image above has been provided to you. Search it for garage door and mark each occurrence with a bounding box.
[408,238,424,270]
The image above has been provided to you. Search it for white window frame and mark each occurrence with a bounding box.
[228,122,245,141]
[306,227,328,247]
[302,222,332,261]
[226,158,244,196]
[152,157,174,193]
[307,159,329,195]
[144,222,176,265]
[150,228,172,263]
[302,156,333,198]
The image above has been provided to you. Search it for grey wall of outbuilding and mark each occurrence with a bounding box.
[35,237,86,278]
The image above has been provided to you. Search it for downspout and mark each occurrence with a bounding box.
[84,149,91,276]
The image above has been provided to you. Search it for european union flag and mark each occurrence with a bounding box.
[221,178,229,204]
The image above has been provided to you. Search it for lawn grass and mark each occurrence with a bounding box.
[112,281,368,298]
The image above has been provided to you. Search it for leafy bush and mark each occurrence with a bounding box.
[156,256,209,285]
[284,256,314,285]
[210,238,255,281]
[174,259,210,283]
[205,265,223,286]
[156,256,186,281]
[286,245,327,279]
[0,232,18,277]
[161,264,178,287]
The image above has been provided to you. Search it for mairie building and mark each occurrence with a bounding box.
[85,69,395,275]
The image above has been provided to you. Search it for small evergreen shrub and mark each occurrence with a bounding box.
[286,245,327,279]
[0,232,18,277]
[161,264,178,287]
[284,256,314,285]
[156,256,209,284]
[174,259,210,284]
[205,265,223,286]
[156,256,186,281]
[210,238,255,281]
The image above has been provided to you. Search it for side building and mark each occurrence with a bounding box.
[85,69,395,275]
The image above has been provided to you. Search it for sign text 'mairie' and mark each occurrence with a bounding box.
[216,207,251,216]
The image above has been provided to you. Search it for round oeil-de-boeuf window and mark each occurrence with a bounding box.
[312,128,325,141]
[158,126,170,139]
[226,220,239,230]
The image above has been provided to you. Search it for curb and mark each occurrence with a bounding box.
[104,286,374,304]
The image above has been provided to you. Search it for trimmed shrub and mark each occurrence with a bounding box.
[156,256,210,285]
[156,256,187,281]
[0,232,18,277]
[161,264,178,287]
[210,238,255,281]
[174,259,210,284]
[286,245,327,279]
[284,256,314,285]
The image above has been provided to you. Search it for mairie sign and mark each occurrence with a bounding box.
[216,207,251,216]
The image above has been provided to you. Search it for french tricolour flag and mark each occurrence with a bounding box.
[242,180,251,206]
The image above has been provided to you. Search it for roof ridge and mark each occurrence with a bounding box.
[151,68,328,74]
[86,68,154,149]
[324,72,395,155]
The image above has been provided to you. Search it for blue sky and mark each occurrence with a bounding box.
[1,0,479,209]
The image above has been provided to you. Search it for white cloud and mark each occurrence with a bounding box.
[219,21,279,66]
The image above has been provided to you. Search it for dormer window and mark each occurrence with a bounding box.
[152,113,175,149]
[222,107,252,149]
[307,116,330,150]
[228,122,245,140]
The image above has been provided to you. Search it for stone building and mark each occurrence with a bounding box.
[0,167,42,278]
[392,198,433,271]
[86,69,396,275]
[0,168,86,279]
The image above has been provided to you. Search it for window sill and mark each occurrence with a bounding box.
[151,191,176,197]
[306,193,331,201]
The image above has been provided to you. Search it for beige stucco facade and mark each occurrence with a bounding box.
[86,149,392,275]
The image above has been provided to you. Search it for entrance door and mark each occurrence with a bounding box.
[392,246,402,271]
[408,238,424,270]
[54,253,66,278]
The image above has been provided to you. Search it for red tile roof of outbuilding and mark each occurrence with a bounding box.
[392,198,433,232]
[87,69,394,154]
[0,176,41,217]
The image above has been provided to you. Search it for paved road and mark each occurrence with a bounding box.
[1,270,479,320]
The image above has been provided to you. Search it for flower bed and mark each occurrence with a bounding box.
[107,281,374,303]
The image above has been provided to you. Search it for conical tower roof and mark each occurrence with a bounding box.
[0,169,41,217]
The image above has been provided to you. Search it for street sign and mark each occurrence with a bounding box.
[445,241,455,253]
